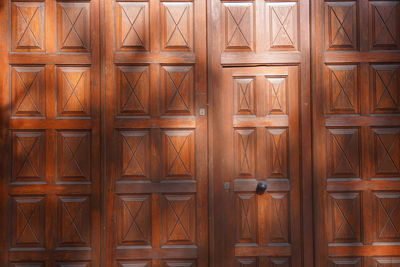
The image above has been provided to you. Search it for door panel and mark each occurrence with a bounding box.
[103,0,208,266]
[0,0,101,265]
[313,0,400,264]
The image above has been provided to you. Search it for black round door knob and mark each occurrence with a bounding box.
[256,182,267,195]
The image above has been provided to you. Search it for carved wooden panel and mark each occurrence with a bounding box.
[161,65,194,115]
[10,196,45,248]
[234,129,255,178]
[326,128,360,178]
[266,76,287,115]
[223,2,254,51]
[267,193,290,244]
[162,260,196,267]
[369,257,400,266]
[118,130,150,181]
[372,192,400,242]
[11,131,45,184]
[266,128,288,179]
[370,65,400,114]
[234,77,255,115]
[11,66,45,117]
[325,65,359,114]
[56,196,91,248]
[116,65,150,116]
[57,66,91,117]
[11,2,44,52]
[371,128,400,178]
[55,263,90,267]
[325,2,357,50]
[268,258,290,267]
[327,193,361,243]
[266,2,298,50]
[117,261,152,267]
[57,2,90,52]
[235,258,257,267]
[115,2,149,51]
[115,195,151,246]
[369,1,400,50]
[162,130,194,180]
[56,131,91,183]
[161,194,196,246]
[161,2,193,51]
[235,193,257,244]
[329,258,362,267]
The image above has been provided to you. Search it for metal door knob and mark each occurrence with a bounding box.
[256,182,267,195]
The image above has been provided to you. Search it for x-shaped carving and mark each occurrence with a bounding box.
[332,134,355,173]
[376,134,399,172]
[17,203,40,243]
[15,71,41,113]
[122,200,146,241]
[165,6,189,46]
[62,71,85,112]
[62,7,85,47]
[376,70,398,108]
[168,136,191,175]
[227,6,250,46]
[332,70,354,108]
[272,134,283,171]
[122,135,145,175]
[63,136,86,177]
[271,81,283,111]
[121,6,144,46]
[122,71,145,111]
[239,134,251,172]
[271,6,294,45]
[333,198,356,237]
[239,82,251,109]
[375,6,397,45]
[62,201,86,242]
[272,197,285,236]
[240,198,252,236]
[331,6,353,45]
[168,200,190,239]
[167,71,189,110]
[16,136,40,177]
[17,6,40,47]
[378,197,400,238]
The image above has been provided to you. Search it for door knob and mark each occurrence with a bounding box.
[256,182,267,195]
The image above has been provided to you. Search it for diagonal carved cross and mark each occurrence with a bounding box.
[167,70,190,110]
[122,135,145,175]
[16,203,40,243]
[62,71,85,112]
[17,7,40,47]
[227,6,250,46]
[271,82,283,111]
[334,199,356,237]
[376,70,398,108]
[239,82,251,109]
[378,197,400,238]
[272,134,283,171]
[168,135,191,175]
[63,136,86,176]
[376,134,399,172]
[16,136,40,177]
[272,6,294,45]
[168,199,190,239]
[62,7,85,47]
[62,201,86,242]
[165,6,189,46]
[121,6,144,46]
[122,200,146,241]
[15,70,41,114]
[332,70,354,109]
[122,70,145,111]
[332,133,355,173]
[240,198,252,236]
[331,7,353,45]
[375,6,397,45]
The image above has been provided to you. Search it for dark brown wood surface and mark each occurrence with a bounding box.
[208,0,312,266]
[312,0,400,265]
[0,0,102,266]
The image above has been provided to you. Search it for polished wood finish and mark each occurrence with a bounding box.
[208,0,312,266]
[0,0,101,266]
[313,0,400,265]
[103,0,208,266]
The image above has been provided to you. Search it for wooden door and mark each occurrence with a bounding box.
[209,0,312,266]
[0,0,101,265]
[313,0,400,264]
[103,0,208,266]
